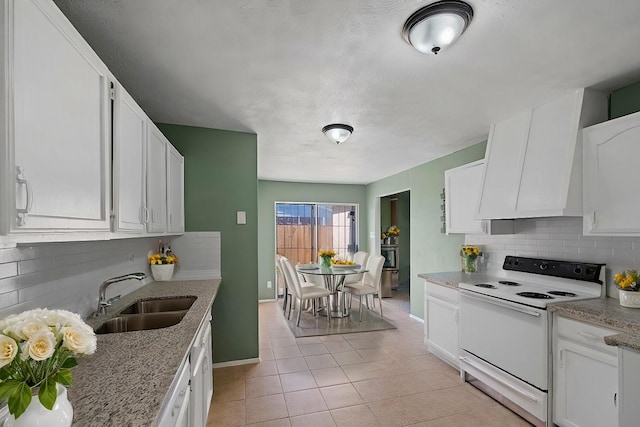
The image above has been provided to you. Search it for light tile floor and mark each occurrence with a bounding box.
[206,300,532,426]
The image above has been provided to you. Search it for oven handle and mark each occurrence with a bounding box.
[459,356,539,403]
[460,290,541,317]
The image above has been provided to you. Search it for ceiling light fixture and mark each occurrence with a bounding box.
[402,0,473,55]
[322,124,354,144]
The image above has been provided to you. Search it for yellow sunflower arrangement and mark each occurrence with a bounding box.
[614,270,639,291]
[460,245,482,273]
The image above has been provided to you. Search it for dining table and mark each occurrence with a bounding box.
[296,264,367,318]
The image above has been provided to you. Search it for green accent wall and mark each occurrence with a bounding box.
[366,142,487,319]
[257,181,367,301]
[610,81,640,119]
[157,123,259,363]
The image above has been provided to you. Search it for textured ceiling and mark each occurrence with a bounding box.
[54,0,640,184]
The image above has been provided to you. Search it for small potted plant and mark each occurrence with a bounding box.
[614,270,640,308]
[149,251,179,281]
[386,225,400,244]
[0,308,96,425]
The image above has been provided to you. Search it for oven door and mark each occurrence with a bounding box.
[459,290,549,390]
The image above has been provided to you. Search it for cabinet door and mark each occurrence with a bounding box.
[445,160,484,234]
[517,91,579,214]
[583,111,640,235]
[167,144,185,234]
[112,84,147,233]
[158,359,190,427]
[476,110,530,219]
[10,0,110,232]
[424,282,459,368]
[189,347,206,427]
[554,338,618,427]
[147,125,168,233]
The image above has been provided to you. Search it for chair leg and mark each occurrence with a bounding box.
[283,288,288,313]
[313,299,317,317]
[327,296,331,321]
[359,295,363,321]
[297,303,302,326]
[287,296,293,319]
[378,294,383,317]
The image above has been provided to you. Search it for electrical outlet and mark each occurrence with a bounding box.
[128,252,135,262]
[267,280,272,289]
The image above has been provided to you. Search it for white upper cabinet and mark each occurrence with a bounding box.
[445,160,513,235]
[147,124,168,233]
[583,110,640,235]
[476,89,608,220]
[2,0,111,238]
[112,84,148,234]
[167,144,185,234]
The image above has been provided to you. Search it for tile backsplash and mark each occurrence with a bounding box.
[465,217,640,297]
[0,238,160,319]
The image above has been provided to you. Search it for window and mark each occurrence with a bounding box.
[276,203,357,265]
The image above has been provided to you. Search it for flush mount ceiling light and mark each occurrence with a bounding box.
[322,123,354,144]
[402,0,473,55]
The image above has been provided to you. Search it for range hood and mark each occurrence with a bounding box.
[475,88,607,220]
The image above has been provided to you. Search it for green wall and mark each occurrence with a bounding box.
[610,81,640,119]
[366,142,487,319]
[157,124,259,363]
[257,181,367,301]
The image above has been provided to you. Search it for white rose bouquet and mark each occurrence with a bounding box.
[0,309,96,419]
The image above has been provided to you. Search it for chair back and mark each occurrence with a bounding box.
[353,251,369,267]
[280,257,302,299]
[363,255,384,292]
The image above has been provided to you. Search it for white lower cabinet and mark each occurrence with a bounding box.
[424,281,459,368]
[553,315,618,427]
[190,308,213,427]
[158,358,191,427]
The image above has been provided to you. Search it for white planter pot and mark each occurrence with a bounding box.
[619,289,640,308]
[4,384,73,427]
[151,264,175,281]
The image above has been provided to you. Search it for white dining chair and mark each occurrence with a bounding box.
[280,257,331,326]
[342,251,369,287]
[276,254,292,315]
[343,254,384,321]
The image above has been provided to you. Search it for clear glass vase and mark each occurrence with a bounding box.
[461,255,479,273]
[320,256,332,268]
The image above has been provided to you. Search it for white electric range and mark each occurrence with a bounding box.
[458,256,605,427]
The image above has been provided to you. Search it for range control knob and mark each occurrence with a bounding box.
[539,262,548,271]
[574,267,583,275]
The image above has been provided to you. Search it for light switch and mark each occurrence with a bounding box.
[236,211,247,225]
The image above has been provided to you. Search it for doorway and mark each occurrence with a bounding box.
[380,191,410,313]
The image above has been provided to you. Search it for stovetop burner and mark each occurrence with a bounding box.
[498,280,520,286]
[516,292,555,299]
[475,284,497,289]
[547,291,577,297]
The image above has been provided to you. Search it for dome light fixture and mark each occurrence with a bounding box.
[402,0,473,55]
[322,123,354,144]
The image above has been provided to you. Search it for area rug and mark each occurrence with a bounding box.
[283,302,396,338]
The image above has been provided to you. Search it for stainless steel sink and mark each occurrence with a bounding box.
[95,311,187,334]
[118,296,196,314]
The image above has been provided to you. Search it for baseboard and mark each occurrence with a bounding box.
[259,298,277,303]
[212,357,260,368]
[409,314,424,323]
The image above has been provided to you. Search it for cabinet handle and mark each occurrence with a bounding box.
[169,213,173,225]
[143,207,150,224]
[559,349,564,368]
[614,392,617,407]
[591,211,597,230]
[454,309,459,323]
[16,167,34,226]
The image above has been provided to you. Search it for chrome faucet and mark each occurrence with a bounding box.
[96,272,146,316]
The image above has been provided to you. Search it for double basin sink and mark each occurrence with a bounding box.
[95,296,196,334]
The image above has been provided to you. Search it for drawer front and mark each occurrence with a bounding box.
[556,316,617,356]
[426,281,459,305]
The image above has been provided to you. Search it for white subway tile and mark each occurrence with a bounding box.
[0,263,18,280]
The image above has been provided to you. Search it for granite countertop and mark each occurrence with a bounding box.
[548,298,640,352]
[417,271,502,289]
[70,279,221,427]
